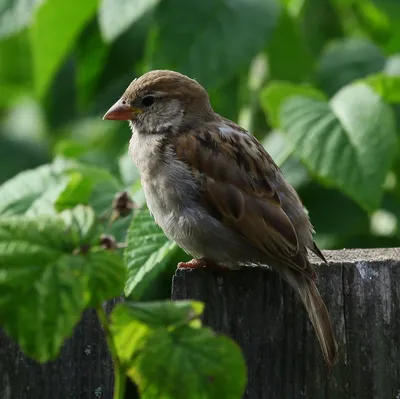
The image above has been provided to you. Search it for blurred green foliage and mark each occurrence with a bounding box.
[1,0,399,249]
[1,0,400,397]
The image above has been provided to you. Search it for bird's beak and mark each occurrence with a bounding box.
[103,99,142,121]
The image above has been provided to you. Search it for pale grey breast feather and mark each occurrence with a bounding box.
[128,127,200,236]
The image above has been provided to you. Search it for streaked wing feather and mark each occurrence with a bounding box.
[170,122,315,275]
[204,180,298,257]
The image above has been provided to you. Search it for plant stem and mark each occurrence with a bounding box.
[96,305,126,399]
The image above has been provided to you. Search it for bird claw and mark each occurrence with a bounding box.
[177,258,228,270]
[177,259,207,269]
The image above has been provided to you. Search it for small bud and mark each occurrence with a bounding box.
[112,191,136,218]
[72,243,91,255]
[100,234,119,251]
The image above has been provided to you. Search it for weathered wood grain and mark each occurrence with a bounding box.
[172,248,400,399]
[0,306,116,399]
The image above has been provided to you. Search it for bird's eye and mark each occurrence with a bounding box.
[141,95,155,107]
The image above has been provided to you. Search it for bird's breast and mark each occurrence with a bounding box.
[128,130,200,240]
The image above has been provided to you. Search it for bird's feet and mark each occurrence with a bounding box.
[177,258,228,270]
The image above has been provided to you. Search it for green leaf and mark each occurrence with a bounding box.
[208,73,242,123]
[0,0,42,39]
[0,206,124,361]
[111,301,204,364]
[75,20,109,109]
[152,0,280,89]
[87,174,122,216]
[363,73,400,103]
[1,253,87,362]
[113,301,203,339]
[55,165,129,244]
[54,140,87,159]
[43,57,77,128]
[0,216,71,270]
[262,130,293,167]
[111,301,247,399]
[280,156,310,189]
[30,0,98,96]
[56,172,132,249]
[98,0,160,42]
[0,162,70,216]
[60,207,126,307]
[260,81,326,127]
[0,206,97,259]
[95,13,151,95]
[119,150,141,187]
[57,117,128,171]
[0,31,33,106]
[280,83,397,210]
[351,0,391,43]
[59,205,99,247]
[55,165,122,214]
[300,0,343,56]
[124,208,180,299]
[134,328,246,399]
[385,54,400,75]
[4,160,119,218]
[261,131,311,189]
[55,172,94,212]
[373,0,400,53]
[266,8,313,82]
[85,251,126,307]
[316,38,385,96]
[0,210,88,360]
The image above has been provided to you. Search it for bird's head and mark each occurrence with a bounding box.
[103,70,214,134]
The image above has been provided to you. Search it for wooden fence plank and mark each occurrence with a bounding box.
[172,248,400,399]
[0,308,114,399]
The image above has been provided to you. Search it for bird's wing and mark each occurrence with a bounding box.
[170,119,317,278]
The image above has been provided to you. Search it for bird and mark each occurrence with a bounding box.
[103,69,338,367]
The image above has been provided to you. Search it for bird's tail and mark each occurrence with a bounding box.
[281,268,338,367]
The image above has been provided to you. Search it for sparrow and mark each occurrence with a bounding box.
[103,70,338,366]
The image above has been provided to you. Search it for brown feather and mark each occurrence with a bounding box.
[169,125,320,278]
[281,268,338,366]
[311,241,328,263]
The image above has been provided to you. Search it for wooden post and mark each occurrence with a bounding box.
[0,308,113,399]
[172,248,400,399]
